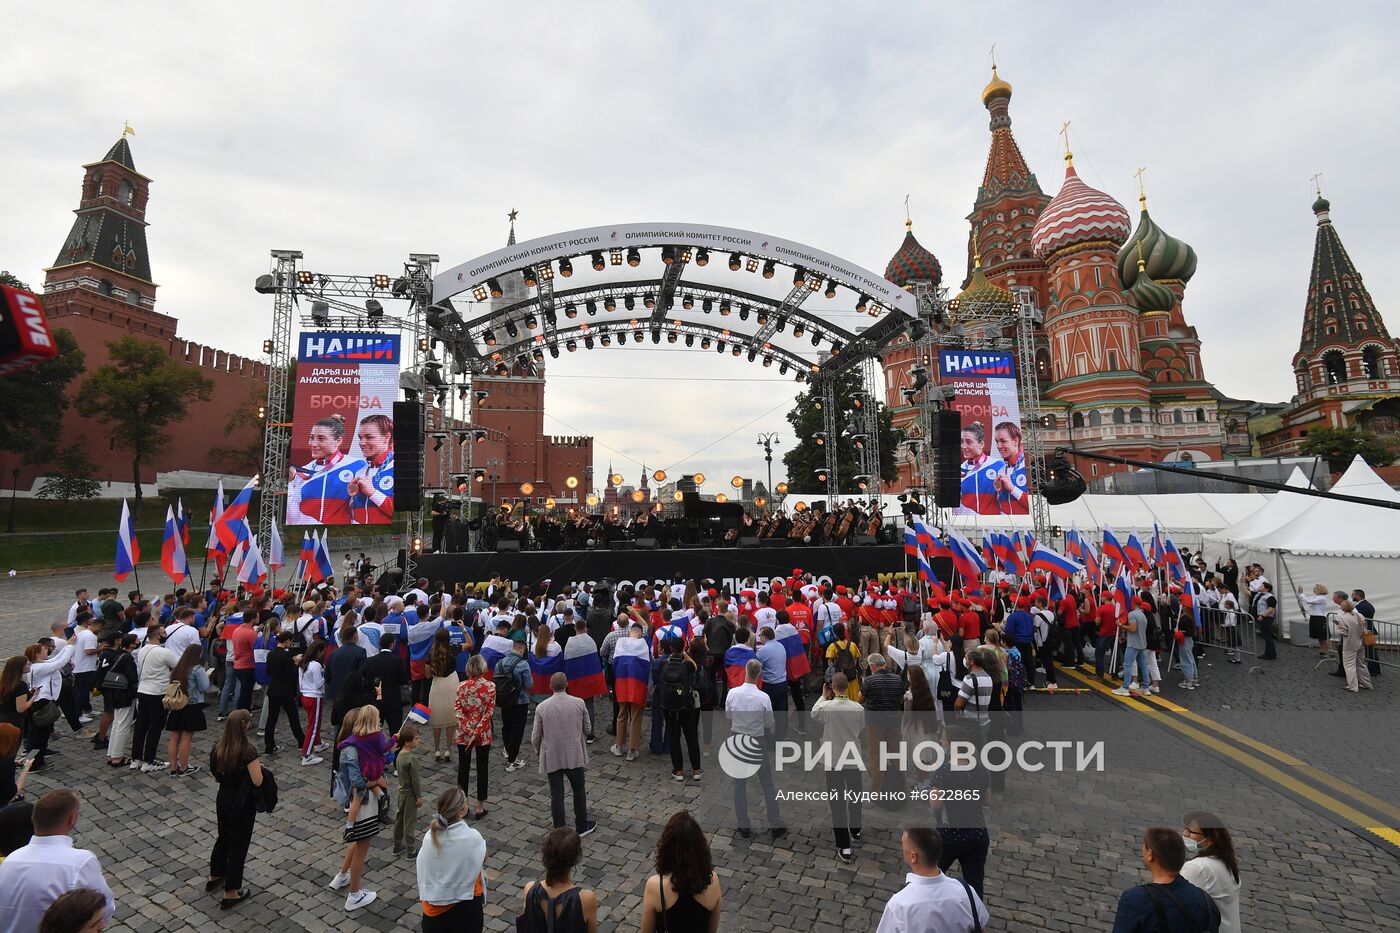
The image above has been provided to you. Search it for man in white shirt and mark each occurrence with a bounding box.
[876,827,989,933]
[809,674,866,862]
[0,789,114,933]
[65,589,96,632]
[752,592,779,630]
[162,608,204,662]
[723,659,783,839]
[70,616,103,723]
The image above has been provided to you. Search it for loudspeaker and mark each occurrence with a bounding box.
[392,401,424,511]
[855,535,878,545]
[935,409,962,508]
[809,500,826,513]
[608,541,636,551]
[495,540,521,552]
[738,537,761,548]
[635,538,659,551]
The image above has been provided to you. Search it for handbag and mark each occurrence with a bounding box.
[30,698,62,729]
[1361,629,1378,648]
[162,680,189,711]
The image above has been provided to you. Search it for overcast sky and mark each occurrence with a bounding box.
[6,2,1398,488]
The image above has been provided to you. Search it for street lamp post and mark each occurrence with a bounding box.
[6,468,19,534]
[756,431,780,501]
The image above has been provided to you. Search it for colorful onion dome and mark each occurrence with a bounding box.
[1313,195,1331,215]
[1126,255,1176,313]
[982,65,1013,106]
[954,255,1014,307]
[1117,198,1197,286]
[1030,159,1132,260]
[884,221,943,288]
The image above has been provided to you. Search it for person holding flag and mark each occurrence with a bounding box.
[723,628,758,690]
[563,617,606,745]
[609,621,651,761]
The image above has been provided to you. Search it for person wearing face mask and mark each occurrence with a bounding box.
[1179,811,1241,933]
[1111,826,1221,933]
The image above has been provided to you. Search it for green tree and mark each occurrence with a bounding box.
[1299,425,1397,472]
[75,336,214,517]
[782,370,901,494]
[36,442,102,501]
[209,397,268,475]
[0,272,88,464]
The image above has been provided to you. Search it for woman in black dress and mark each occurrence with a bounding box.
[207,709,264,909]
[639,811,722,933]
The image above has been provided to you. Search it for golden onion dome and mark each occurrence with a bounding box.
[982,65,1013,106]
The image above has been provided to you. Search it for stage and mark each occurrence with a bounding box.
[415,544,945,596]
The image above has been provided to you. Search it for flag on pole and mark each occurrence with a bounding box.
[268,520,285,571]
[160,505,190,584]
[114,499,140,582]
[1149,523,1166,566]
[911,518,938,554]
[1101,527,1128,570]
[1028,543,1084,579]
[1083,541,1103,587]
[227,538,247,581]
[299,531,323,583]
[1065,524,1084,561]
[237,535,267,585]
[981,535,996,574]
[915,548,942,587]
[1114,567,1134,619]
[903,523,919,558]
[993,531,1023,576]
[1162,533,1187,584]
[214,478,255,551]
[314,529,335,581]
[175,498,190,546]
[293,531,311,581]
[1124,531,1149,572]
[946,527,989,584]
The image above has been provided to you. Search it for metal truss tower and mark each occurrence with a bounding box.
[257,249,301,552]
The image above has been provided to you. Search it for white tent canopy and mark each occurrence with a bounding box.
[1199,467,1315,562]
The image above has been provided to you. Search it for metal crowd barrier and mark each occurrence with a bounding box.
[1326,611,1396,671]
[1193,605,1259,660]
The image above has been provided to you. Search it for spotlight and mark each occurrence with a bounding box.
[716,493,728,503]
[852,434,867,450]
[793,266,806,286]
[779,361,789,374]
[505,321,519,338]
[683,294,694,310]
[372,273,391,289]
[702,298,713,313]
[701,337,712,349]
[495,362,508,375]
[522,267,538,288]
[746,258,759,273]
[811,331,821,346]
[624,295,635,311]
[626,248,641,267]
[586,301,598,316]
[795,372,807,383]
[475,389,489,403]
[418,337,430,352]
[814,432,827,446]
[728,252,742,271]
[472,285,489,301]
[824,279,837,299]
[600,333,611,347]
[853,397,864,409]
[716,340,726,353]
[855,295,867,313]
[792,322,805,338]
[604,296,616,312]
[311,300,329,324]
[591,251,605,271]
[696,248,709,267]
[364,299,384,320]
[392,277,410,297]
[762,260,776,279]
[739,306,749,321]
[609,249,623,266]
[532,348,544,362]
[651,328,661,344]
[262,339,274,354]
[644,293,655,309]
[616,331,627,345]
[538,265,553,282]
[763,355,773,367]
[487,278,503,298]
[432,433,446,452]
[815,468,829,483]
[693,473,705,484]
[296,270,314,285]
[720,301,731,316]
[566,340,577,352]
[685,334,694,347]
[831,341,843,354]
[525,314,538,329]
[549,344,560,358]
[732,345,742,356]
[558,257,573,277]
[747,348,757,362]
[584,335,594,349]
[756,311,768,326]
[667,331,678,344]
[661,246,676,265]
[565,304,578,319]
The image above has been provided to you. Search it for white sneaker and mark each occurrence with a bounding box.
[301,755,324,766]
[128,759,142,770]
[610,745,623,757]
[78,714,95,723]
[1111,687,1131,697]
[1148,685,1161,695]
[625,751,638,762]
[345,890,377,911]
[1045,683,1058,691]
[256,729,265,736]
[314,741,328,753]
[328,871,351,890]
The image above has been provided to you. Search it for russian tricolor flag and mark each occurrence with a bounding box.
[563,637,608,699]
[479,633,513,671]
[775,622,810,681]
[298,531,321,583]
[946,527,989,586]
[912,518,938,554]
[407,618,443,681]
[175,498,190,546]
[114,499,139,582]
[915,550,942,588]
[903,524,919,558]
[1149,523,1166,566]
[160,505,189,584]
[214,478,255,551]
[1028,543,1084,580]
[611,637,651,705]
[1163,534,1187,583]
[1124,531,1149,572]
[527,651,565,696]
[1101,527,1128,570]
[1114,568,1134,619]
[268,520,285,571]
[723,644,756,688]
[1065,524,1084,561]
[314,529,335,581]
[992,532,1020,574]
[1083,542,1102,587]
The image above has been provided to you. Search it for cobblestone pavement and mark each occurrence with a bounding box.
[2,570,1397,932]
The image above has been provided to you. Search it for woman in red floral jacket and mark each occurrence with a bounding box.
[454,654,496,820]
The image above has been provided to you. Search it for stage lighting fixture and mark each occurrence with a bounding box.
[522,313,537,330]
[792,323,805,338]
[254,273,278,294]
[756,311,768,326]
[559,257,573,277]
[644,293,655,309]
[719,301,731,316]
[855,475,870,491]
[661,246,675,265]
[583,252,602,274]
[431,433,446,452]
[746,258,759,273]
[475,389,489,403]
[564,304,578,319]
[779,361,789,374]
[811,331,821,346]
[667,332,678,344]
[585,301,598,316]
[310,300,330,324]
[624,295,635,311]
[693,336,708,351]
[792,266,806,286]
[738,306,749,321]
[746,348,757,362]
[852,434,867,450]
[763,355,773,367]
[418,337,430,352]
[831,341,843,354]
[824,279,837,298]
[392,277,410,297]
[700,298,712,314]
[262,339,274,354]
[814,469,828,483]
[600,333,611,347]
[372,273,391,289]
[603,296,616,312]
[794,372,806,383]
[473,468,486,480]
[522,267,538,288]
[472,284,489,301]
[609,249,623,266]
[539,264,554,282]
[494,362,508,375]
[762,260,776,279]
[296,270,315,285]
[813,432,826,446]
[532,348,544,362]
[774,316,786,333]
[909,366,929,391]
[616,331,627,345]
[566,339,577,352]
[728,252,742,271]
[732,345,742,357]
[852,397,864,410]
[685,334,694,347]
[453,474,469,491]
[868,303,881,317]
[715,339,726,353]
[504,321,519,338]
[681,294,694,310]
[626,248,641,267]
[487,278,503,298]
[695,248,709,267]
[855,295,867,312]
[651,328,661,344]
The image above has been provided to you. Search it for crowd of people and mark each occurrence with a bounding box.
[0,557,1298,932]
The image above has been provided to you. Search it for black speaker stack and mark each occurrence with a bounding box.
[392,401,424,511]
[935,409,962,508]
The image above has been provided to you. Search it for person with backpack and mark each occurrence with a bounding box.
[101,634,139,767]
[1112,827,1222,932]
[824,624,863,701]
[493,638,532,773]
[163,644,210,776]
[207,709,265,910]
[875,827,989,932]
[132,626,177,772]
[1030,595,1058,690]
[658,639,702,782]
[703,609,735,707]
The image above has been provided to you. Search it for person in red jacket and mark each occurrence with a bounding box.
[1058,586,1083,667]
[833,586,857,624]
[1094,589,1120,681]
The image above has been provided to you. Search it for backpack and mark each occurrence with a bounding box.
[494,655,523,707]
[901,594,921,624]
[659,656,693,712]
[1005,649,1028,691]
[1144,612,1162,650]
[832,641,860,682]
[162,678,189,711]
